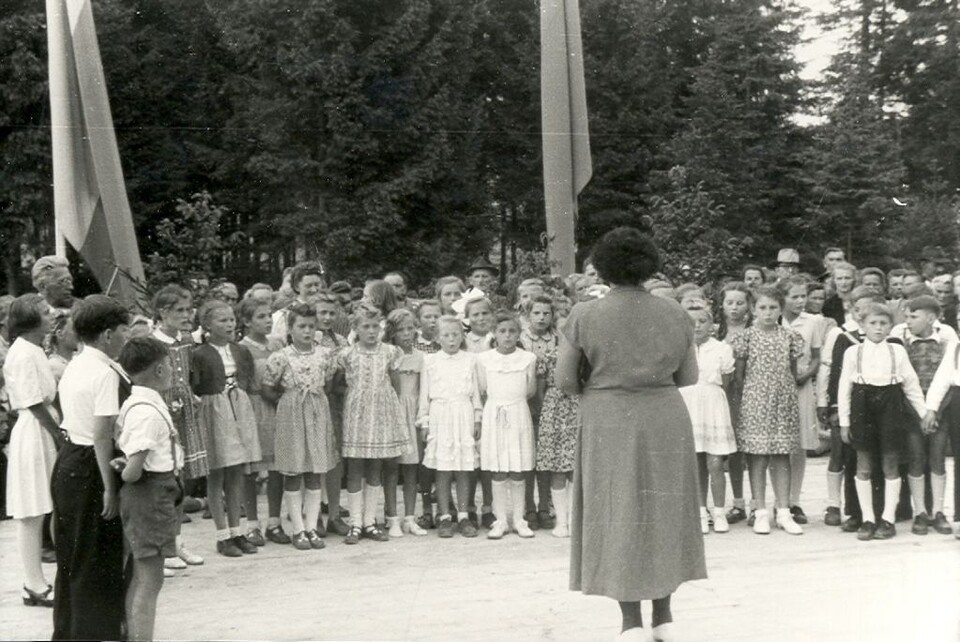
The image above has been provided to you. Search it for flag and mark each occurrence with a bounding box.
[46,0,146,306]
[540,0,592,276]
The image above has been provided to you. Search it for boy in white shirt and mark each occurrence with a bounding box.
[113,337,183,641]
[838,303,927,541]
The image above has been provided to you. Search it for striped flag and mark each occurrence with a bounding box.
[46,0,145,305]
[540,0,592,276]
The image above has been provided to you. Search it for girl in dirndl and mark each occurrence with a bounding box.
[191,300,262,558]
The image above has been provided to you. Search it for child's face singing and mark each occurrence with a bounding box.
[289,315,317,347]
[528,302,553,334]
[784,285,807,316]
[206,307,236,343]
[246,305,272,338]
[438,322,463,354]
[806,288,825,314]
[439,284,462,313]
[723,291,749,322]
[418,305,441,338]
[161,297,193,332]
[494,320,520,352]
[863,313,892,343]
[393,319,417,348]
[753,296,781,328]
[467,304,492,335]
[355,318,381,347]
[906,309,936,338]
[692,312,713,344]
[316,302,337,331]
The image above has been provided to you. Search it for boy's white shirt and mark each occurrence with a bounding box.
[889,321,958,346]
[924,339,960,412]
[837,339,927,428]
[817,319,860,408]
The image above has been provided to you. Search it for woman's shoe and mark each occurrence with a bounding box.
[385,516,404,538]
[401,516,428,536]
[651,622,675,641]
[22,585,54,608]
[752,509,771,534]
[163,567,175,578]
[178,544,204,565]
[291,531,312,551]
[616,627,650,641]
[305,529,326,549]
[776,508,803,535]
[164,556,187,570]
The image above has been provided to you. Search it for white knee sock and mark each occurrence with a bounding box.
[552,485,568,530]
[908,475,926,516]
[304,489,323,532]
[346,490,363,528]
[881,478,901,524]
[932,473,946,516]
[362,484,380,527]
[855,478,875,523]
[284,491,304,533]
[491,480,509,525]
[826,471,843,508]
[510,480,527,526]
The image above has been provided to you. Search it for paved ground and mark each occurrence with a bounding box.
[1,456,958,641]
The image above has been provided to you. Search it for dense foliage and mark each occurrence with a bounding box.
[0,0,957,292]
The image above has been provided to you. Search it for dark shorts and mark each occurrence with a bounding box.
[850,383,913,454]
[120,472,182,559]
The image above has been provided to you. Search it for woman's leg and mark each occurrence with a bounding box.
[768,454,791,510]
[401,464,419,517]
[651,594,673,628]
[696,453,708,507]
[619,601,643,633]
[17,515,49,592]
[748,455,768,511]
[125,556,164,641]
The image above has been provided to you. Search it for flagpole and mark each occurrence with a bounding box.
[46,0,72,261]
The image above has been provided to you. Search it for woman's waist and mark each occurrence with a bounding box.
[483,397,530,409]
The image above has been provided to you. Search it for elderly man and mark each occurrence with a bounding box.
[775,248,800,280]
[32,256,74,314]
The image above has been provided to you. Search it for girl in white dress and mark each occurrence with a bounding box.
[417,316,482,538]
[679,308,737,535]
[477,312,538,539]
[4,294,61,606]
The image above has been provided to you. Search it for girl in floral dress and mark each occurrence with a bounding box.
[337,303,412,544]
[382,308,428,537]
[730,285,805,536]
[262,303,339,551]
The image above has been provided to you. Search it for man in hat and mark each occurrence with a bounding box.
[775,248,800,281]
[32,255,75,314]
[466,257,498,296]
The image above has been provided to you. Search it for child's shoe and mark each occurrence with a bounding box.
[711,508,729,533]
[361,525,389,542]
[217,539,243,557]
[616,627,649,641]
[524,510,541,530]
[726,505,747,524]
[651,622,675,641]
[164,556,187,570]
[841,515,862,532]
[417,513,435,530]
[789,505,808,525]
[538,509,556,530]
[824,506,842,526]
[487,520,507,540]
[481,511,496,529]
[467,511,480,529]
[746,509,756,527]
[437,516,455,538]
[856,521,877,541]
[515,518,535,538]
[459,517,479,538]
[932,512,953,535]
[775,508,803,535]
[177,544,204,565]
[292,531,312,550]
[327,516,351,537]
[386,516,404,538]
[344,526,361,545]
[699,508,710,534]
[752,509,771,535]
[874,519,896,540]
[314,518,327,538]
[163,567,175,578]
[401,515,428,536]
[246,528,266,547]
[305,529,325,549]
[911,513,930,535]
[265,525,291,545]
[552,521,570,538]
[234,535,258,554]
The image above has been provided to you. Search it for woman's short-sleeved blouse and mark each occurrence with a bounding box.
[562,287,694,391]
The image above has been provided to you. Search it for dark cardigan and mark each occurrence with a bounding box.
[190,342,256,396]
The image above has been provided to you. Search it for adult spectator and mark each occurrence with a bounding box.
[931,275,958,332]
[818,247,846,283]
[775,248,800,280]
[465,257,498,296]
[268,262,324,344]
[31,256,74,315]
[556,224,705,639]
[860,267,886,296]
[887,268,907,300]
[822,261,857,327]
[211,281,239,306]
[742,264,765,290]
[328,281,354,337]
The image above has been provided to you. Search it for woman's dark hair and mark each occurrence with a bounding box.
[286,301,318,328]
[364,279,399,316]
[8,294,45,341]
[73,295,131,342]
[118,337,169,376]
[289,261,325,294]
[589,223,660,286]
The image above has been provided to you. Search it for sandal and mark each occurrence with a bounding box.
[361,525,389,542]
[22,584,54,608]
[344,526,361,545]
